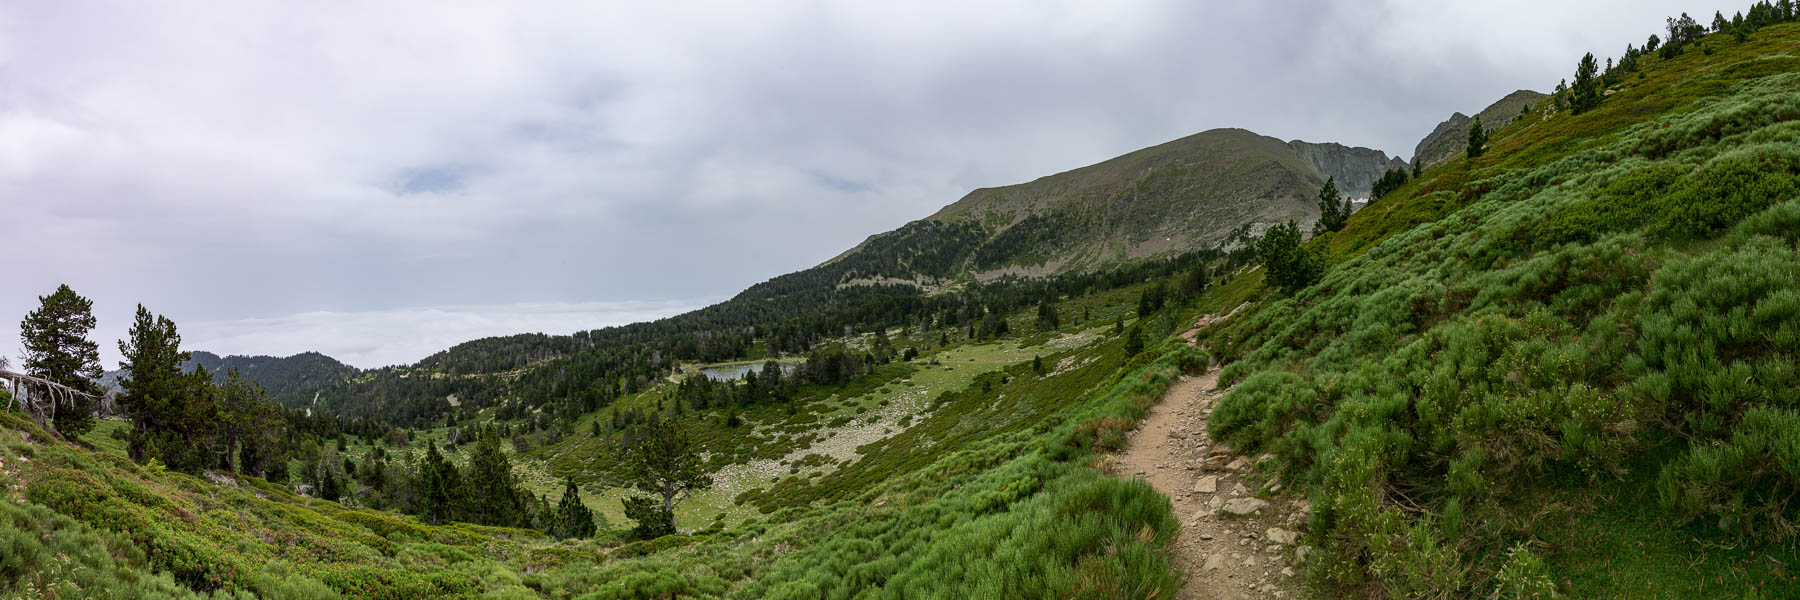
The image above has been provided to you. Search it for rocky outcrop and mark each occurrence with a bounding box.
[1412,89,1547,169]
[1286,140,1409,197]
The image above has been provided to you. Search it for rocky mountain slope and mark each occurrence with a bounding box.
[1286,139,1409,196]
[899,128,1401,278]
[1410,89,1547,169]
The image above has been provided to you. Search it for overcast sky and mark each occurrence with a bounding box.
[1,0,1728,368]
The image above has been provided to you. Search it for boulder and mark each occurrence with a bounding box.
[1219,497,1268,516]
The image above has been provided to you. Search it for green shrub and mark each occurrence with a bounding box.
[1658,406,1800,541]
[1208,371,1317,452]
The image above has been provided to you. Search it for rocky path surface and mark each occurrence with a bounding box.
[1111,367,1312,599]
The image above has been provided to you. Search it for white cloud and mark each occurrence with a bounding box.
[0,0,1739,369]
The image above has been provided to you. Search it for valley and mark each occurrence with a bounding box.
[7,6,1800,599]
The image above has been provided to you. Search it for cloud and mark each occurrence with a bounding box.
[0,0,1736,368]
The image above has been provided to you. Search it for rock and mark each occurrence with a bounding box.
[1293,545,1314,564]
[1265,527,1298,545]
[1219,497,1268,516]
[1231,482,1249,496]
[1242,556,1258,567]
[1203,554,1227,571]
[1194,475,1218,494]
[1281,567,1296,577]
[1226,457,1250,471]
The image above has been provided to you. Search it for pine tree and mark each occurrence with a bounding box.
[1180,264,1210,299]
[1035,300,1060,332]
[1032,355,1045,375]
[19,284,104,438]
[417,441,460,525]
[623,418,710,539]
[1466,118,1488,158]
[462,428,525,527]
[117,305,189,464]
[1137,282,1168,316]
[549,477,597,539]
[1571,53,1601,114]
[1314,177,1349,232]
[1123,326,1145,358]
[1255,220,1323,295]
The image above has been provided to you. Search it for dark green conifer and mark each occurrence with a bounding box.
[462,428,525,527]
[549,477,597,539]
[1466,118,1488,158]
[19,284,104,438]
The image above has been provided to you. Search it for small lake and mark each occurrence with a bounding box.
[698,362,797,381]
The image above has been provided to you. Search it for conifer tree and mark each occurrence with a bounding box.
[1123,326,1145,358]
[549,477,597,539]
[622,418,709,539]
[117,305,188,464]
[1466,118,1488,158]
[1255,220,1323,294]
[1571,53,1601,114]
[1035,300,1060,332]
[462,428,525,527]
[1314,177,1350,232]
[418,441,460,525]
[19,284,104,438]
[1180,264,1210,299]
[1137,282,1169,316]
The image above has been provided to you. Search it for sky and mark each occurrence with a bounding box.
[0,0,1730,368]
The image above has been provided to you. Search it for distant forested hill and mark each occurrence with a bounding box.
[181,351,360,409]
[301,126,1396,427]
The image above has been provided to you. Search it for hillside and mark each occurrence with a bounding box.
[100,350,360,411]
[298,127,1394,427]
[9,6,1800,599]
[184,351,361,409]
[1410,89,1547,169]
[918,128,1402,277]
[2,280,1215,599]
[1203,16,1800,597]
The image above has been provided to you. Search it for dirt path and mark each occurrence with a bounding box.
[1111,367,1311,599]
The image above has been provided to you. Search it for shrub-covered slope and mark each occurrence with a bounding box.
[1205,20,1800,598]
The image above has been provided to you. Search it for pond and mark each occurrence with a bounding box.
[697,362,798,381]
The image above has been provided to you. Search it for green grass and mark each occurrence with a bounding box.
[2,292,1207,598]
[1200,21,1800,598]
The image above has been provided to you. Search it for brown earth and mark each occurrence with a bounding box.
[1109,353,1312,599]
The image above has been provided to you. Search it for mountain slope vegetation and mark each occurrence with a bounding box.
[184,351,361,409]
[8,5,1800,599]
[1206,13,1800,598]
